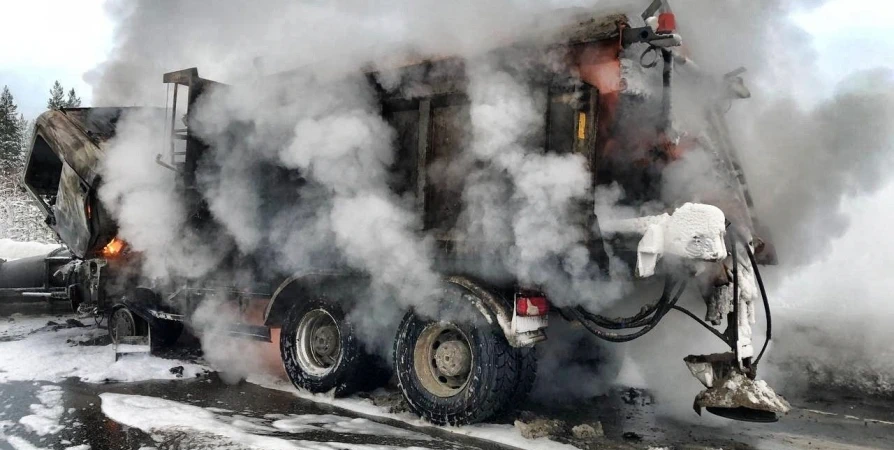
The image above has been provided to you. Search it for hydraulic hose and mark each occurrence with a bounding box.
[570,277,687,343]
[571,222,772,355]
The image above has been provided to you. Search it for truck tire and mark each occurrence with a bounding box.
[394,309,521,425]
[507,347,537,411]
[108,306,142,344]
[280,297,372,396]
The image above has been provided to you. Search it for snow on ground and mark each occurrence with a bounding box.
[0,315,207,383]
[100,393,433,450]
[0,239,62,261]
[19,385,64,436]
[0,315,63,340]
[267,414,432,440]
[251,377,579,450]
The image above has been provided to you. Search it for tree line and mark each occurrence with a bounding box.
[0,81,83,243]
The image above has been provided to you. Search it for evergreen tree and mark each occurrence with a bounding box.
[0,86,21,176]
[18,114,32,162]
[65,88,81,108]
[47,81,66,109]
[0,87,57,243]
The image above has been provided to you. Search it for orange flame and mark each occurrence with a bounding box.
[101,237,126,259]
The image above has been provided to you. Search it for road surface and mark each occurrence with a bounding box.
[1,311,892,450]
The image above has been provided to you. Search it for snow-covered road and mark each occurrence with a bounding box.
[0,314,551,450]
[1,313,893,450]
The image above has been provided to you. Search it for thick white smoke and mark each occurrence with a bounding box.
[89,0,894,407]
[608,0,894,414]
[460,57,629,310]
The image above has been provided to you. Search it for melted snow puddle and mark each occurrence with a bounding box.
[100,393,434,450]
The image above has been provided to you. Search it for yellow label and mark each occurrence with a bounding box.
[577,112,587,140]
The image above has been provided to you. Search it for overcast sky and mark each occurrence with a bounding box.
[0,0,111,118]
[0,0,891,118]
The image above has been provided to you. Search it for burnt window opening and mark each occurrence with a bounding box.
[24,135,63,210]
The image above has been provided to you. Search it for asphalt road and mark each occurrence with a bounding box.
[1,310,893,450]
[0,376,513,450]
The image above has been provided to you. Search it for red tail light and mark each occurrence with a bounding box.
[516,295,549,317]
[657,12,676,34]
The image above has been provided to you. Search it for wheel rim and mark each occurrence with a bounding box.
[110,308,136,344]
[295,309,342,376]
[413,322,473,398]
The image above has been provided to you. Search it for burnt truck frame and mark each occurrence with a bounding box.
[14,2,789,425]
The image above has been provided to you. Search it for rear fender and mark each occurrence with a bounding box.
[444,275,546,348]
[263,271,362,327]
[264,273,546,347]
[116,287,172,330]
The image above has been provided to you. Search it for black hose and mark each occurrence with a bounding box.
[728,227,773,368]
[670,304,729,344]
[743,237,772,366]
[575,298,665,330]
[571,277,687,342]
[570,223,773,355]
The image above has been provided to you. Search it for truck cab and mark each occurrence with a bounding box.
[22,108,123,259]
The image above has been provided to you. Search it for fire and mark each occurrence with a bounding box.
[101,237,127,258]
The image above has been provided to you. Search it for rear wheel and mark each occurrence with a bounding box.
[108,306,182,348]
[280,297,377,396]
[504,347,537,414]
[108,307,140,344]
[394,307,522,425]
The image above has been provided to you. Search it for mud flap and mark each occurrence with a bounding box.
[114,330,151,361]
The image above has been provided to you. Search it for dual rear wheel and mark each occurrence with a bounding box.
[278,286,536,425]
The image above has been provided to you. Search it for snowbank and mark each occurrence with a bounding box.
[0,239,62,261]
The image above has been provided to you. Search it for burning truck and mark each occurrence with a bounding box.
[1,1,790,425]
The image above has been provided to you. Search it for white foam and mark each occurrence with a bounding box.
[0,316,207,383]
[253,379,579,450]
[4,435,47,450]
[270,414,430,441]
[100,393,433,450]
[19,385,64,436]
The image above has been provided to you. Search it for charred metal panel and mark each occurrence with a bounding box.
[28,110,104,186]
[416,99,431,216]
[52,163,92,258]
[424,100,471,233]
[23,107,145,256]
[382,102,420,197]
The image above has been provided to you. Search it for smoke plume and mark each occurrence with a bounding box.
[89,0,894,409]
